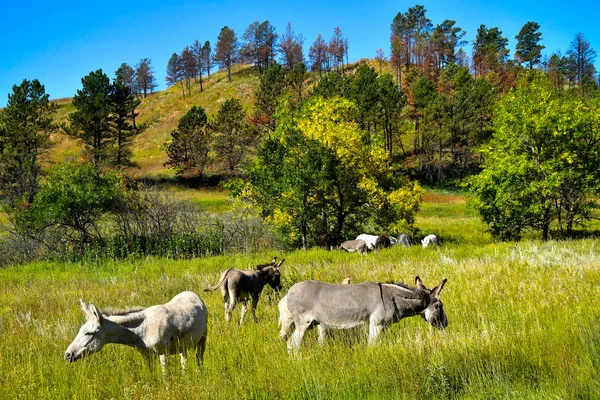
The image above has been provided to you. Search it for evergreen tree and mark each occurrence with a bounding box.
[567,32,597,96]
[241,20,278,74]
[67,69,114,168]
[111,80,144,169]
[165,106,212,177]
[0,79,57,208]
[308,34,328,77]
[279,22,304,70]
[212,98,250,174]
[252,63,286,132]
[214,26,239,82]
[115,63,136,93]
[135,58,158,98]
[202,41,213,78]
[514,21,545,70]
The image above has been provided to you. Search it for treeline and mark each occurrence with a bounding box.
[1,4,599,265]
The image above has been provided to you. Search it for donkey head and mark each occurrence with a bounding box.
[65,300,107,362]
[416,276,448,330]
[257,258,285,291]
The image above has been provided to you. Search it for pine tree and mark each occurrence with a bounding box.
[0,79,57,207]
[214,26,239,82]
[514,21,545,70]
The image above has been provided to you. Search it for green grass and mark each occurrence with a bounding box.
[1,195,600,399]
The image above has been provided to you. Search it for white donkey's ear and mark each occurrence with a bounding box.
[89,303,104,324]
[79,299,92,317]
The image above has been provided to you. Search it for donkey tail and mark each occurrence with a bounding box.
[204,268,233,292]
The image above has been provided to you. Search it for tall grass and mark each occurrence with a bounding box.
[1,193,599,398]
[1,238,600,399]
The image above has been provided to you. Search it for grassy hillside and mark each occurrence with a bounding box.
[49,65,261,179]
[0,195,599,399]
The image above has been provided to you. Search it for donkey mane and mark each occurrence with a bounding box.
[101,306,145,317]
[382,282,428,300]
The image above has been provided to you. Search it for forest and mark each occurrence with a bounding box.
[0,4,599,263]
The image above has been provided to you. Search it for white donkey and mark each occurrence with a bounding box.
[65,291,208,375]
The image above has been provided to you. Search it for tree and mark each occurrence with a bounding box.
[329,27,345,72]
[514,21,545,70]
[375,48,387,75]
[115,63,136,93]
[431,20,467,72]
[201,41,213,78]
[248,96,423,248]
[214,26,239,82]
[241,21,278,74]
[472,25,509,77]
[279,22,304,70]
[165,106,212,177]
[135,58,158,98]
[466,73,600,240]
[309,34,328,77]
[547,52,570,89]
[377,73,405,158]
[67,69,114,168]
[110,80,144,169]
[212,98,251,174]
[251,63,286,132]
[14,163,121,251]
[180,46,196,96]
[567,32,597,96]
[192,40,206,92]
[166,52,185,98]
[0,79,57,208]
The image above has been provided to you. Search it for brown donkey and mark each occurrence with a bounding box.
[205,257,285,324]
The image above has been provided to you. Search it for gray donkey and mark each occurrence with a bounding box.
[279,276,447,351]
[205,257,285,324]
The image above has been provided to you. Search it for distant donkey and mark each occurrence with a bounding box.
[204,257,285,324]
[65,291,208,376]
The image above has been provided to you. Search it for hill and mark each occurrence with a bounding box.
[49,65,261,180]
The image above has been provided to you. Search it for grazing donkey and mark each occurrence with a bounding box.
[65,291,208,375]
[204,257,284,324]
[397,233,411,247]
[279,277,447,351]
[421,234,439,248]
[340,239,368,254]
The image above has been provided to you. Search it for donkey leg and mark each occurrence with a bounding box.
[288,318,311,352]
[278,300,295,341]
[239,302,248,324]
[225,288,237,323]
[196,334,207,366]
[159,354,168,377]
[317,325,327,345]
[179,352,187,376]
[368,321,384,346]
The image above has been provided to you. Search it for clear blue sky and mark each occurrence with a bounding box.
[1,0,598,105]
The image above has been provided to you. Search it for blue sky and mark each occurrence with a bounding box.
[1,0,598,105]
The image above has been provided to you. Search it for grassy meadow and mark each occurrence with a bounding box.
[1,190,600,399]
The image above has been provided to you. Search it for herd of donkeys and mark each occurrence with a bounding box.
[65,232,446,376]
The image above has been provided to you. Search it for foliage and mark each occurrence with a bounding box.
[466,72,600,240]
[214,26,240,82]
[135,58,158,98]
[165,106,212,177]
[514,21,545,70]
[248,96,422,247]
[13,163,122,251]
[211,98,253,174]
[0,79,57,208]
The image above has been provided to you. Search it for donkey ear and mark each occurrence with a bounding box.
[79,299,94,319]
[89,302,104,324]
[415,276,426,290]
[270,257,277,264]
[276,258,285,268]
[430,279,447,298]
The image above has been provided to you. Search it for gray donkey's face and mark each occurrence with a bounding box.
[416,277,448,330]
[64,300,106,362]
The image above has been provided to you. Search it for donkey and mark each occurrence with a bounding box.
[65,291,208,375]
[204,257,284,324]
[278,277,447,351]
[421,234,439,248]
[397,233,411,247]
[340,239,368,254]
